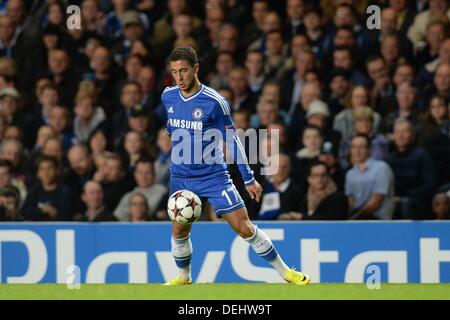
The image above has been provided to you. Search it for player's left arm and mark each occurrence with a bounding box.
[214,100,262,202]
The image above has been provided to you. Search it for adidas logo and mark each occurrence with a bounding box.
[168,106,174,113]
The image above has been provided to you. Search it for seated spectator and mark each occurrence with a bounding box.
[305,99,342,153]
[319,141,345,191]
[346,134,395,220]
[256,154,303,220]
[432,193,450,219]
[244,50,266,95]
[99,153,134,212]
[288,81,322,148]
[250,100,287,129]
[66,143,95,209]
[114,158,167,221]
[295,125,323,160]
[293,125,323,188]
[154,129,172,187]
[381,81,421,135]
[74,180,117,222]
[88,127,110,160]
[0,185,23,221]
[48,105,75,150]
[333,85,381,141]
[0,87,27,131]
[119,131,151,172]
[386,119,437,219]
[0,159,26,207]
[73,90,106,143]
[0,139,27,183]
[298,160,348,220]
[127,192,152,222]
[339,106,389,169]
[23,155,74,221]
[326,68,351,120]
[207,51,236,91]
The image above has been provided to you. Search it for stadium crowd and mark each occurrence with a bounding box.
[0,0,449,222]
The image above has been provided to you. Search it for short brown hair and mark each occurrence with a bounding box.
[169,46,198,67]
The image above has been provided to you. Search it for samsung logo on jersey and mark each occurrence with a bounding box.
[169,118,203,130]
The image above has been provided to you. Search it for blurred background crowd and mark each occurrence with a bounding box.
[0,0,449,222]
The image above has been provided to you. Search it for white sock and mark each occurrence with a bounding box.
[244,225,289,277]
[171,235,192,281]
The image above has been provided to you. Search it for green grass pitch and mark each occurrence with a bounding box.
[0,283,449,300]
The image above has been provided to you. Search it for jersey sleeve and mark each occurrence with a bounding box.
[213,100,256,186]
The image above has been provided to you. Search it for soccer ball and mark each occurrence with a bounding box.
[167,190,202,224]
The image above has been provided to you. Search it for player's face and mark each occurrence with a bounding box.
[170,60,198,92]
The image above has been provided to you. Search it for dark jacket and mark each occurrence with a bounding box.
[385,145,436,200]
[23,183,74,221]
[300,191,349,220]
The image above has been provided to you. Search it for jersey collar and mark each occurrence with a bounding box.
[178,83,205,102]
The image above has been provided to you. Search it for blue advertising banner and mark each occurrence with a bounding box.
[0,221,449,284]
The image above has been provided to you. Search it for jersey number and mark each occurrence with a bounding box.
[222,186,239,206]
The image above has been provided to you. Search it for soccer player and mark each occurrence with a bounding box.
[162,46,310,286]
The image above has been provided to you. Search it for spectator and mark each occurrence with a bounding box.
[0,159,26,206]
[228,67,257,113]
[74,180,117,222]
[257,153,303,220]
[127,192,152,222]
[281,46,317,115]
[114,158,167,221]
[326,68,351,119]
[339,106,389,169]
[346,134,395,220]
[120,131,150,171]
[305,99,342,154]
[386,119,437,219]
[381,81,421,134]
[407,0,450,51]
[154,128,172,187]
[23,83,59,149]
[332,45,369,86]
[66,143,95,211]
[244,50,266,95]
[100,153,134,212]
[432,192,450,219]
[207,51,235,90]
[319,141,345,191]
[45,49,79,108]
[284,0,305,40]
[112,81,142,140]
[288,81,322,147]
[333,85,381,141]
[48,105,74,150]
[73,90,106,143]
[299,160,348,220]
[0,185,23,221]
[23,155,73,221]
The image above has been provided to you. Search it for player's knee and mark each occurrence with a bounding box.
[237,222,255,239]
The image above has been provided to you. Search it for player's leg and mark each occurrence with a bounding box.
[169,221,193,284]
[222,207,310,285]
[206,178,310,285]
[165,178,194,285]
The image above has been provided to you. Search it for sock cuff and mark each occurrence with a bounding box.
[172,234,190,244]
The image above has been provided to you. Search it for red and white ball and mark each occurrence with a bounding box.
[167,190,202,224]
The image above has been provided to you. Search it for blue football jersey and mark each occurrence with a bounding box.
[161,84,255,186]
